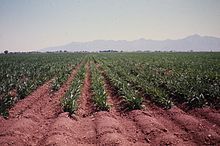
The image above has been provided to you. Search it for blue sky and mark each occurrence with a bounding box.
[0,0,220,51]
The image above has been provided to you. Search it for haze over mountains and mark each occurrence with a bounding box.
[42,34,220,52]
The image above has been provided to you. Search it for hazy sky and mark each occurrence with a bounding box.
[0,0,220,52]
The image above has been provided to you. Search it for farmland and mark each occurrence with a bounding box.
[0,52,220,145]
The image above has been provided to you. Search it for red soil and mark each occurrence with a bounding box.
[76,62,94,117]
[187,107,220,128]
[96,63,220,145]
[0,61,220,146]
[0,63,81,146]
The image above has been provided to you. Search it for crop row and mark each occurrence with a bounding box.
[62,63,86,115]
[93,52,220,109]
[0,53,84,117]
[61,60,110,114]
[90,61,109,111]
[96,58,143,110]
[1,52,219,117]
[98,58,172,109]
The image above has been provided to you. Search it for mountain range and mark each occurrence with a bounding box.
[41,34,220,52]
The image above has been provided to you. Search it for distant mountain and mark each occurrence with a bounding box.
[41,34,220,52]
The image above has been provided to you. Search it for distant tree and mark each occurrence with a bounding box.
[4,50,8,54]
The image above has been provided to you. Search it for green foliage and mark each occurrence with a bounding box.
[0,52,219,117]
[62,64,86,115]
[91,63,109,111]
[51,68,73,91]
[97,59,143,110]
[0,53,84,117]
[62,92,78,114]
[93,52,220,109]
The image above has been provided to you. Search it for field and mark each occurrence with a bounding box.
[0,52,220,145]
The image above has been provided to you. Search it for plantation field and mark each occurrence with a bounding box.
[0,52,220,145]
